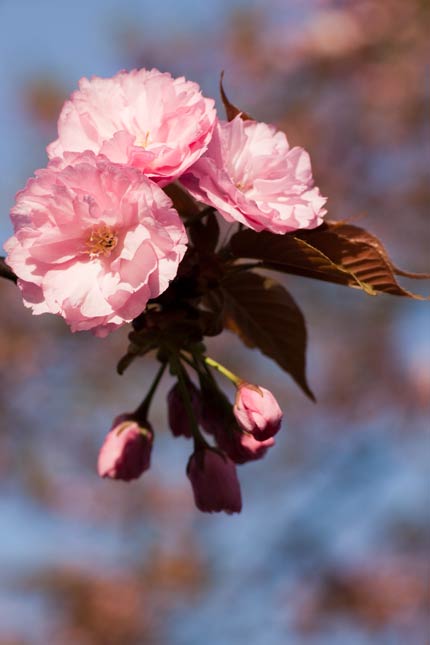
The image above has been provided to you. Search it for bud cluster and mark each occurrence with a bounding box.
[98,352,283,514]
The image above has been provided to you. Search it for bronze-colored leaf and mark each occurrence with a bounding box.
[230,224,427,299]
[0,257,17,284]
[297,223,427,298]
[230,229,368,290]
[222,270,314,400]
[219,71,253,122]
[315,222,430,280]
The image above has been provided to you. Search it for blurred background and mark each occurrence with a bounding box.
[0,0,429,643]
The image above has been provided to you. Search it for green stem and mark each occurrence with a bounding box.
[204,356,242,387]
[134,361,167,420]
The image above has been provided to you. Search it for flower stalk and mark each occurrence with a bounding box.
[134,361,167,421]
[169,353,208,450]
[203,356,242,387]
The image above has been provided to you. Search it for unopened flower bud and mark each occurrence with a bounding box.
[187,449,242,514]
[167,380,201,438]
[199,385,274,462]
[97,415,153,481]
[234,383,282,441]
[216,425,275,464]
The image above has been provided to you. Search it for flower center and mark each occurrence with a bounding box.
[235,181,252,193]
[137,131,151,148]
[85,225,118,259]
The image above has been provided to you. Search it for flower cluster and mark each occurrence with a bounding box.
[4,68,326,337]
[4,67,328,514]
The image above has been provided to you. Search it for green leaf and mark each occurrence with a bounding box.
[222,270,314,400]
[230,222,428,299]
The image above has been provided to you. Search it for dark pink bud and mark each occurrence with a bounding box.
[216,425,275,464]
[187,449,242,514]
[97,415,153,482]
[167,381,201,438]
[199,397,224,436]
[234,383,283,441]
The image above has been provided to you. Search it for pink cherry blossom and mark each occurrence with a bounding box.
[234,383,283,441]
[182,116,327,233]
[97,415,153,481]
[47,68,216,185]
[4,152,187,336]
[187,449,242,514]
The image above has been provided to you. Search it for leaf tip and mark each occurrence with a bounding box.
[304,383,316,403]
[219,71,252,122]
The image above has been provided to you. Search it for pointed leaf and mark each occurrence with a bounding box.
[222,270,314,399]
[220,72,253,122]
[0,257,17,284]
[296,223,427,298]
[230,229,367,290]
[316,222,430,280]
[230,224,427,299]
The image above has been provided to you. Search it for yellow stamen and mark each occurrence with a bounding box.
[138,131,150,149]
[85,225,118,259]
[235,181,252,192]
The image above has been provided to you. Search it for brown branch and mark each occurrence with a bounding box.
[0,257,17,284]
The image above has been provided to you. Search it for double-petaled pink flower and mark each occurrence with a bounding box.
[4,152,187,336]
[182,116,327,233]
[47,68,216,185]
